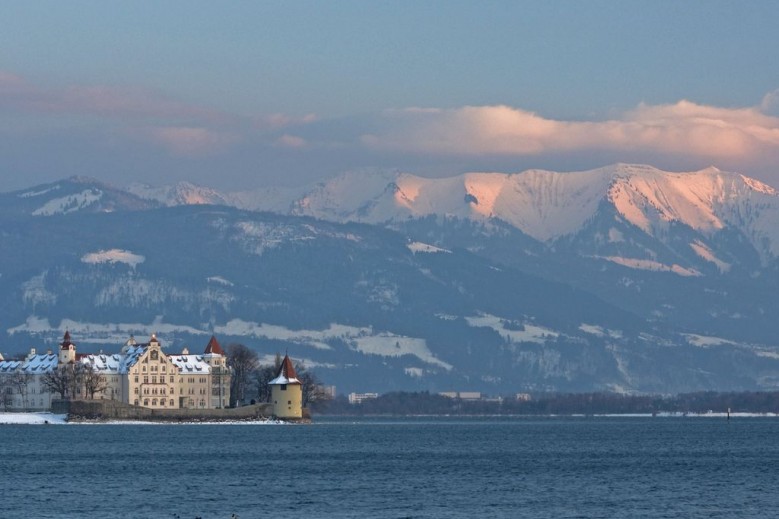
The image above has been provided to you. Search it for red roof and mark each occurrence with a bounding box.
[204,336,225,355]
[275,354,299,381]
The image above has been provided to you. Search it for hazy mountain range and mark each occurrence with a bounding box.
[2,164,779,394]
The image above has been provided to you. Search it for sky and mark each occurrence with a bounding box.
[2,1,779,191]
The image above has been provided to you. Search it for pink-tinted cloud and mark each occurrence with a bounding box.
[0,70,227,123]
[145,126,237,156]
[360,100,779,165]
[253,112,318,131]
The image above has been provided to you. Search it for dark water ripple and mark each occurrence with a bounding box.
[0,417,778,518]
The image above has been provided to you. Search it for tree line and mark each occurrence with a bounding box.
[319,391,779,415]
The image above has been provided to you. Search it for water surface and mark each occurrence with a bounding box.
[1,416,777,518]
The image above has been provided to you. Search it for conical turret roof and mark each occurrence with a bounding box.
[269,354,301,385]
[204,335,225,355]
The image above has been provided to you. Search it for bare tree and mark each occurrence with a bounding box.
[81,364,109,399]
[226,343,259,407]
[0,376,14,410]
[9,371,32,409]
[295,363,331,408]
[252,364,278,403]
[42,364,82,400]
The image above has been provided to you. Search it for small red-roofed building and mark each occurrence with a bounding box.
[268,354,303,419]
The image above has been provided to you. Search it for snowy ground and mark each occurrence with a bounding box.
[0,412,67,424]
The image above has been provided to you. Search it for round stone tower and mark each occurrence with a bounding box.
[269,354,303,419]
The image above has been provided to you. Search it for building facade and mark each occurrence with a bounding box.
[0,332,231,411]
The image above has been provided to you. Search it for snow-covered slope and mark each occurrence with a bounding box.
[2,176,158,216]
[285,165,765,235]
[126,181,234,207]
[116,164,779,260]
[271,164,779,263]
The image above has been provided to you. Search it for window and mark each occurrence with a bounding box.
[281,384,287,391]
[144,399,149,406]
[143,376,148,384]
[151,350,158,361]
[134,399,139,406]
[169,376,174,383]
[134,376,138,383]
[152,399,157,406]
[152,376,157,384]
[134,388,139,395]
[169,399,174,407]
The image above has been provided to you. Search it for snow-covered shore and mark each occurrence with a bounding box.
[0,412,68,424]
[0,412,290,425]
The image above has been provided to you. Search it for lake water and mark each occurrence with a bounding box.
[1,416,778,518]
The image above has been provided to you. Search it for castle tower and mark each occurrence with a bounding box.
[58,331,76,364]
[203,335,230,409]
[269,354,303,419]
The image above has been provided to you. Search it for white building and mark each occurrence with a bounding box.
[348,392,379,404]
[0,332,231,411]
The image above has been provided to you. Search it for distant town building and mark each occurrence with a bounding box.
[515,393,532,401]
[0,332,231,411]
[269,354,302,419]
[320,385,337,399]
[348,392,379,404]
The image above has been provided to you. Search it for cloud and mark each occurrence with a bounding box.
[359,100,779,165]
[0,71,226,123]
[274,134,307,148]
[760,89,779,116]
[145,126,236,156]
[254,113,318,131]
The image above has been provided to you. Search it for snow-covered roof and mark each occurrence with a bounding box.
[0,354,58,374]
[170,354,211,374]
[269,354,301,385]
[0,360,22,372]
[80,353,127,374]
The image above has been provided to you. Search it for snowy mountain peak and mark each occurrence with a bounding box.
[126,181,233,207]
[282,164,777,247]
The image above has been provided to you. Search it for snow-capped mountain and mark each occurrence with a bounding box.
[3,165,779,394]
[126,164,779,271]
[283,164,779,265]
[126,181,233,207]
[0,176,158,217]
